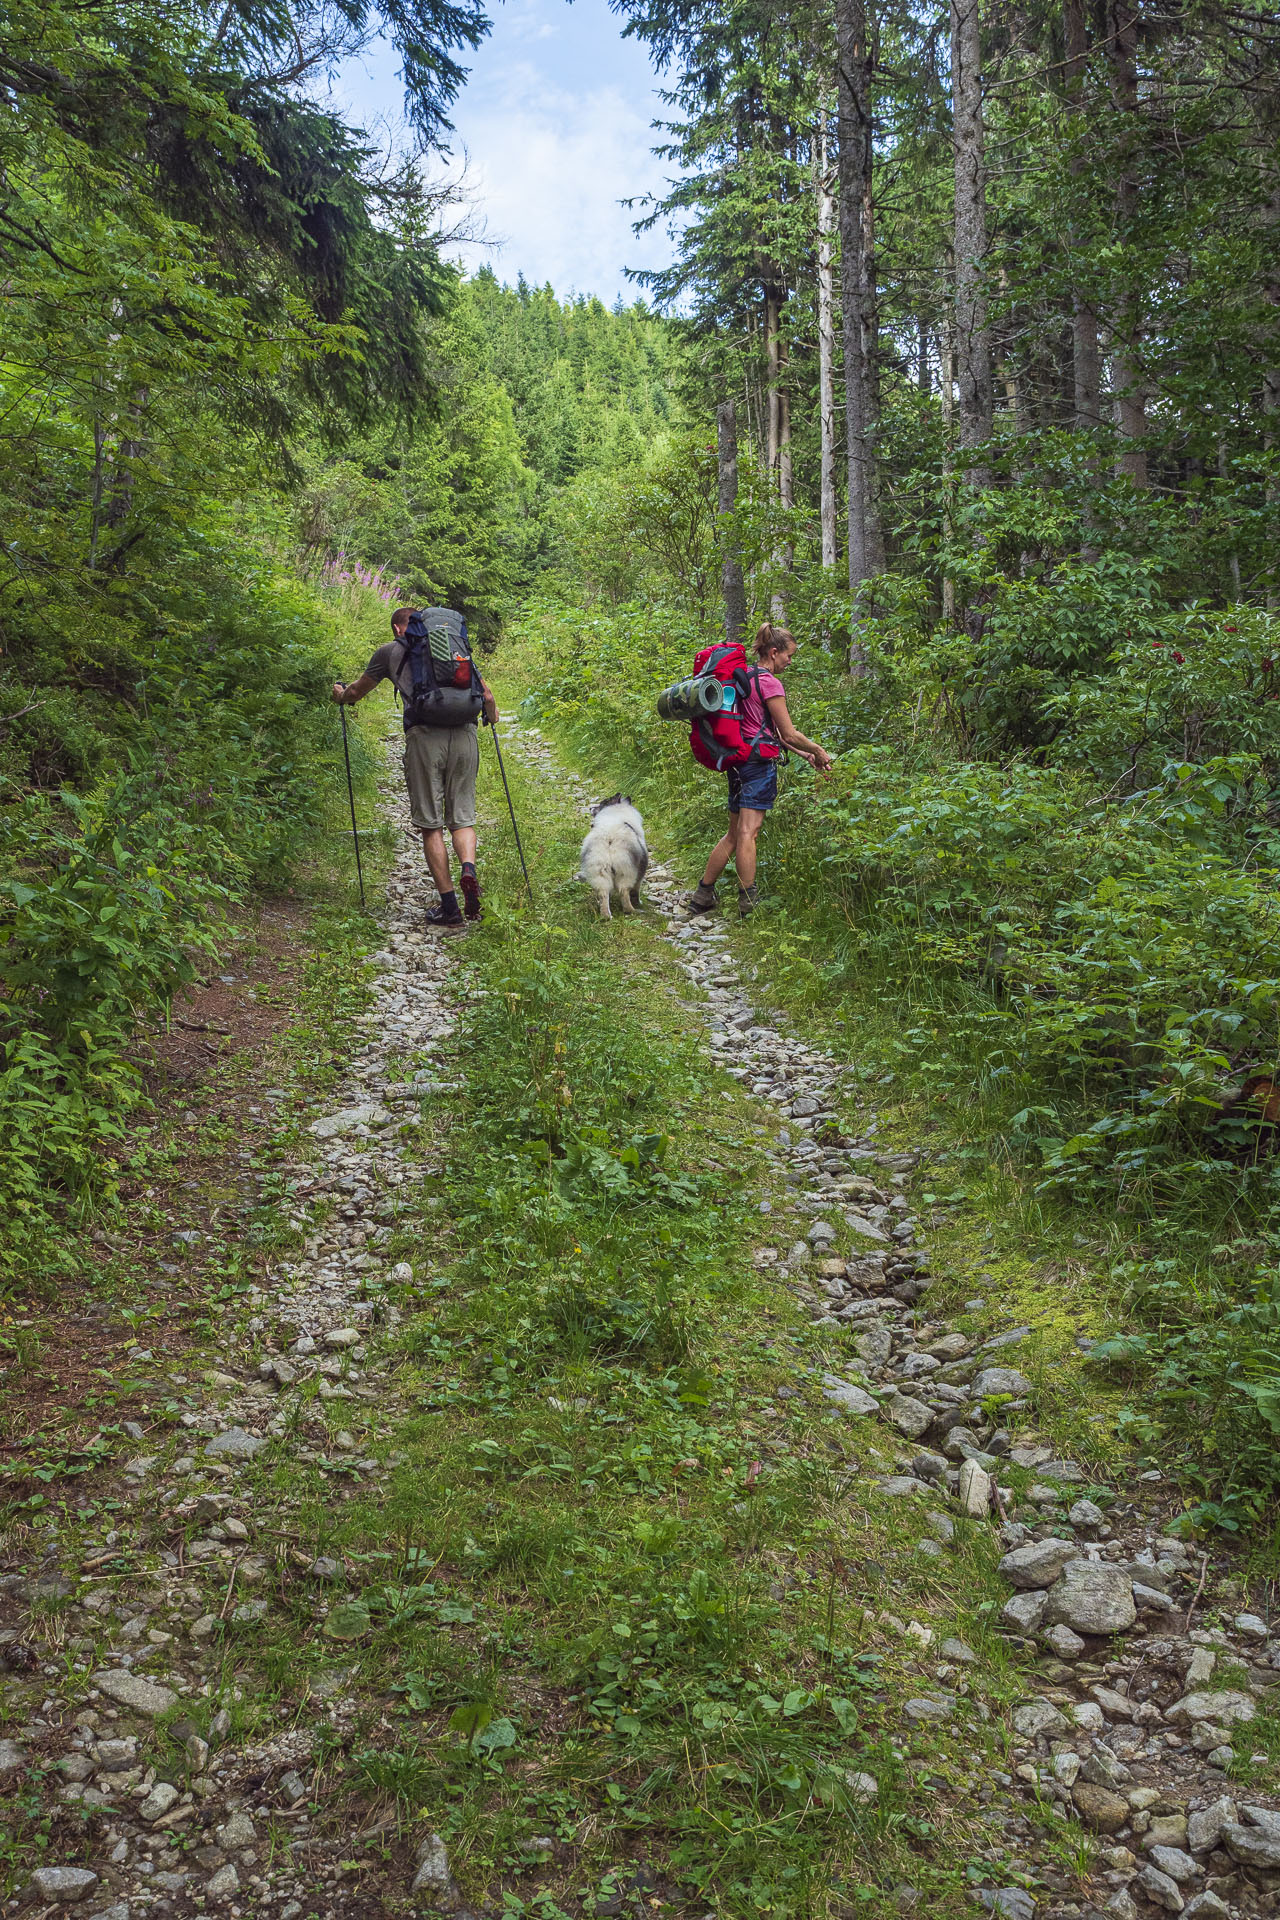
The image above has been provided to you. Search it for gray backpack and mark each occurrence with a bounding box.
[401,608,483,730]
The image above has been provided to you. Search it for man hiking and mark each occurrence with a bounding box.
[333,606,497,930]
[685,622,832,918]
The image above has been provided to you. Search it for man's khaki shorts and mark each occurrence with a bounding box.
[403,724,479,833]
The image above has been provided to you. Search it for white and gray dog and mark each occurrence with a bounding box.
[578,793,648,919]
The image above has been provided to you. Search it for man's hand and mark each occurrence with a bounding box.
[481,682,498,725]
[331,681,347,705]
[810,746,834,774]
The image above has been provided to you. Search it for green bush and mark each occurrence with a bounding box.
[511,578,1280,1528]
[0,556,351,1285]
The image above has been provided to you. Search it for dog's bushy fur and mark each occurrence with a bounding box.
[579,794,648,919]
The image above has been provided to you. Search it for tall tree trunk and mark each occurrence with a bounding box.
[815,114,838,571]
[1263,181,1280,607]
[765,283,783,479]
[717,401,748,646]
[941,316,957,620]
[835,0,879,599]
[777,347,793,512]
[861,160,886,572]
[1064,0,1102,433]
[89,412,107,570]
[950,0,992,486]
[1107,1,1147,485]
[1218,439,1241,600]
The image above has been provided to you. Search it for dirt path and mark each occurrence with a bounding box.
[1,716,1277,1920]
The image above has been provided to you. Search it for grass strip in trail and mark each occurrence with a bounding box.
[485,642,1280,1560]
[291,714,1074,1920]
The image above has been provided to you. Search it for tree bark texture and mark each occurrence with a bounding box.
[1064,0,1101,432]
[765,283,783,480]
[1258,167,1280,607]
[835,0,880,592]
[950,0,992,485]
[815,115,839,571]
[716,400,748,646]
[1107,1,1147,485]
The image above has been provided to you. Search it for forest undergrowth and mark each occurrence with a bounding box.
[496,601,1280,1557]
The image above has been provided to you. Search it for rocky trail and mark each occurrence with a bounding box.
[1,717,1277,1920]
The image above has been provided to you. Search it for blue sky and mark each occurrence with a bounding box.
[325,0,675,304]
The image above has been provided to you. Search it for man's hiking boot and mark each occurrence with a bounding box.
[737,884,759,918]
[459,864,482,921]
[684,881,720,916]
[426,899,465,933]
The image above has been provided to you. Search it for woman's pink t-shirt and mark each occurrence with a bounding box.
[741,667,784,741]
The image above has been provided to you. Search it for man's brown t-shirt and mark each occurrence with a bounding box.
[363,641,417,703]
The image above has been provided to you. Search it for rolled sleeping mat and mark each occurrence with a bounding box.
[656,675,725,722]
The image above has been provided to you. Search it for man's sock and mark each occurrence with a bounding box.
[461,860,477,875]
[439,889,459,914]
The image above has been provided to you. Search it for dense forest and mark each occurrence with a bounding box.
[0,0,666,1278]
[3,0,1280,1522]
[517,0,1280,1529]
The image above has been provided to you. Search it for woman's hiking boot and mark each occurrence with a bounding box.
[459,863,482,920]
[737,883,759,918]
[684,880,720,915]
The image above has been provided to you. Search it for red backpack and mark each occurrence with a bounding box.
[688,642,781,772]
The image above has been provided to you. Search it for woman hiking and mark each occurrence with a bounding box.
[684,622,832,918]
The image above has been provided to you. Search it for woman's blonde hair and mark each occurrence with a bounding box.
[753,622,795,659]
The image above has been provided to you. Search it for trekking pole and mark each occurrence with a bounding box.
[336,687,367,912]
[484,715,534,907]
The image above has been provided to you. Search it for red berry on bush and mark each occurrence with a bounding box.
[1152,641,1164,649]
[1172,650,1185,663]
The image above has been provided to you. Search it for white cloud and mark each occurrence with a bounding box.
[449,77,672,301]
[326,2,679,305]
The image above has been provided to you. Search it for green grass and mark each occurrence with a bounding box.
[215,700,1062,1920]
[0,679,1130,1914]
[482,644,1280,1552]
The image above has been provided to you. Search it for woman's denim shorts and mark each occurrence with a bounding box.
[726,758,778,814]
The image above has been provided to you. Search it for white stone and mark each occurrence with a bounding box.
[1043,1561,1136,1635]
[1233,1612,1268,1641]
[1147,1847,1197,1885]
[1187,1796,1236,1853]
[822,1375,878,1417]
[998,1539,1077,1590]
[28,1868,99,1904]
[138,1782,179,1823]
[310,1105,388,1138]
[1001,1591,1048,1634]
[92,1670,178,1718]
[1044,1623,1085,1659]
[1165,1690,1256,1728]
[1012,1698,1069,1738]
[1222,1805,1280,1869]
[972,1367,1033,1398]
[1135,1866,1184,1913]
[411,1832,454,1895]
[958,1458,992,1516]
[203,1427,265,1461]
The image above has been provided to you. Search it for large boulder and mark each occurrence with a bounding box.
[1221,1806,1280,1870]
[1164,1689,1256,1728]
[997,1539,1077,1590]
[1072,1783,1130,1835]
[1042,1561,1136,1635]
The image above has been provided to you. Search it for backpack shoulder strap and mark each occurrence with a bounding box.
[741,664,779,751]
